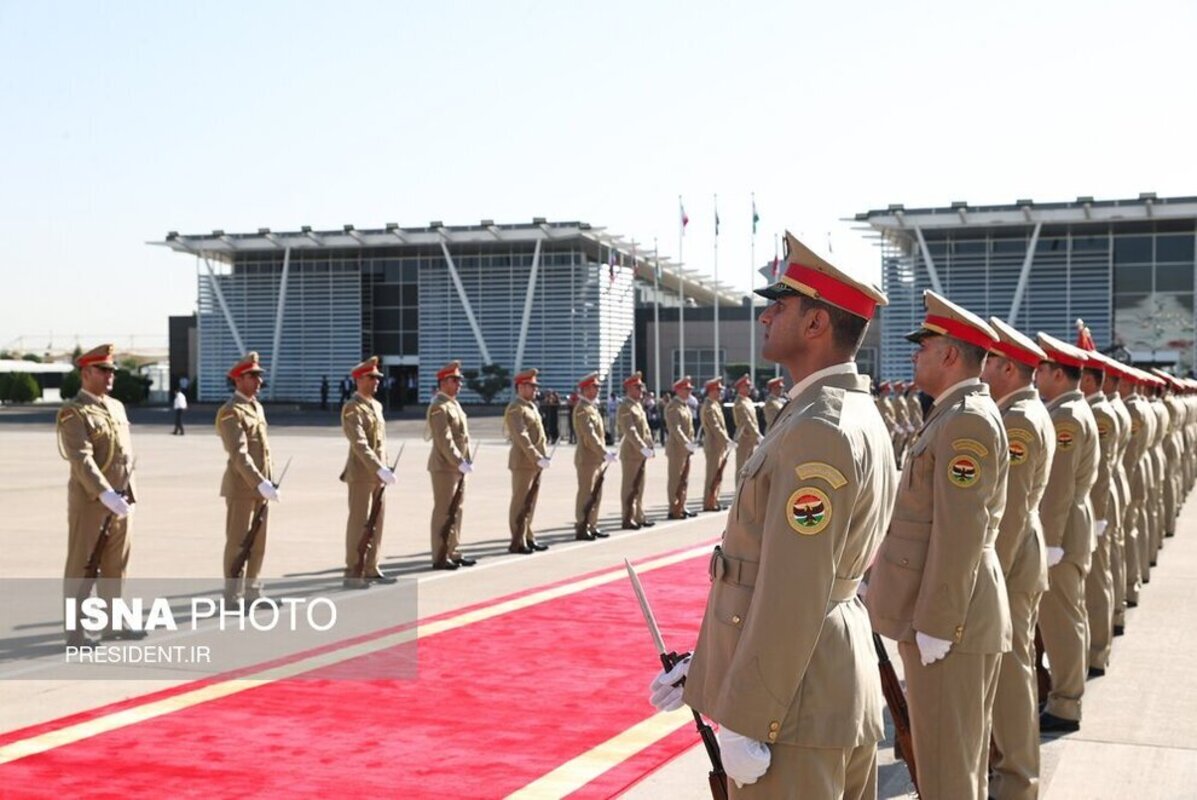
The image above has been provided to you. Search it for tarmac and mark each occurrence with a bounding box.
[2,402,1195,798]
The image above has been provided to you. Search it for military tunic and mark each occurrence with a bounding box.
[505,396,548,549]
[340,393,388,577]
[1083,392,1119,672]
[1105,391,1133,629]
[665,396,695,517]
[573,397,607,534]
[732,395,762,482]
[426,391,471,565]
[216,392,274,592]
[762,394,786,431]
[700,397,730,511]
[617,396,652,525]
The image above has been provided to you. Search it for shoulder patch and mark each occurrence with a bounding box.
[1097,420,1112,438]
[952,438,990,458]
[795,462,848,489]
[217,412,236,423]
[1055,423,1077,450]
[1006,427,1034,443]
[787,487,831,535]
[1008,440,1029,466]
[947,454,981,488]
[429,406,444,416]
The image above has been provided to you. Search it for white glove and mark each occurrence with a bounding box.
[257,480,280,502]
[717,728,771,788]
[640,447,655,459]
[376,467,397,486]
[648,655,691,712]
[458,460,473,475]
[99,490,132,518]
[685,441,699,454]
[1094,519,1108,538]
[604,450,617,463]
[1047,546,1065,567]
[915,631,952,666]
[537,457,551,469]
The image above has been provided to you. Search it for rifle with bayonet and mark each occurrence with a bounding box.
[231,456,291,580]
[873,632,919,795]
[77,458,137,602]
[625,559,727,800]
[515,443,555,539]
[355,444,403,578]
[437,443,477,565]
[706,451,729,510]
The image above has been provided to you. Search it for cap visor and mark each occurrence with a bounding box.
[754,282,798,300]
[904,327,934,343]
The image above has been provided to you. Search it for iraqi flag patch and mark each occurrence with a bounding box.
[948,454,981,488]
[788,487,831,535]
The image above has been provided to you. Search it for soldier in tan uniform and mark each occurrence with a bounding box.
[617,372,656,530]
[1153,369,1184,540]
[665,376,698,519]
[1101,358,1134,637]
[982,319,1054,800]
[1034,333,1100,734]
[732,374,762,480]
[762,376,786,430]
[217,352,278,603]
[57,344,140,646]
[426,361,477,570]
[1080,348,1119,677]
[890,380,915,464]
[1119,367,1153,608]
[867,291,1011,800]
[700,377,730,512]
[905,382,925,429]
[340,356,398,588]
[505,368,551,554]
[572,371,616,540]
[653,232,894,796]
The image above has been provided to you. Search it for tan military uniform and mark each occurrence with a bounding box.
[1147,397,1167,563]
[1122,387,1153,603]
[217,392,273,590]
[505,395,547,549]
[1038,389,1099,722]
[867,380,1011,800]
[905,391,925,429]
[665,396,695,517]
[700,397,730,511]
[732,395,761,481]
[340,392,388,577]
[57,390,136,602]
[617,395,652,525]
[1105,390,1133,631]
[989,386,1054,800]
[573,397,607,535]
[426,391,470,565]
[762,394,786,430]
[685,365,896,798]
[1084,392,1118,672]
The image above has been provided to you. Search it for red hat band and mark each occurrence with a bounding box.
[923,315,997,351]
[990,340,1041,369]
[780,263,877,320]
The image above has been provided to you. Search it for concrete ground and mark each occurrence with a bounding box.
[2,404,1196,798]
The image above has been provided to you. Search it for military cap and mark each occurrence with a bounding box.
[704,376,724,392]
[756,232,888,320]
[766,376,785,389]
[623,371,645,388]
[987,317,1047,368]
[228,351,264,379]
[436,361,464,381]
[906,290,998,350]
[877,380,891,392]
[1151,368,1181,390]
[577,371,600,389]
[673,375,693,391]
[76,343,117,370]
[351,356,384,379]
[513,368,540,387]
[1036,332,1090,369]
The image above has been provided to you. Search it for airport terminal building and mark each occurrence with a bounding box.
[158,221,740,403]
[854,194,1197,379]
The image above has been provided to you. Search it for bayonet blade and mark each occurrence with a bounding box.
[625,559,668,656]
[274,456,293,488]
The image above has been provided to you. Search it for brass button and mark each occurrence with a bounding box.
[900,558,910,566]
[732,615,742,625]
[769,721,780,731]
[767,732,778,742]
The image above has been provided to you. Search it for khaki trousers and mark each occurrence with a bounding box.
[223,496,267,595]
[430,470,464,564]
[703,444,726,509]
[620,456,647,524]
[898,643,1001,800]
[735,438,755,484]
[990,589,1042,800]
[1039,561,1088,720]
[345,481,384,577]
[731,742,877,800]
[1085,527,1115,670]
[64,492,131,630]
[509,468,539,547]
[667,452,690,516]
[575,460,603,530]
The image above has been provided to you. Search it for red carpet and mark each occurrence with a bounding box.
[0,547,714,798]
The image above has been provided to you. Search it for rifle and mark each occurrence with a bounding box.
[354,444,404,578]
[514,443,554,539]
[873,632,919,795]
[1034,625,1052,702]
[626,560,727,800]
[76,459,137,603]
[576,460,610,537]
[706,451,729,509]
[437,443,477,564]
[231,457,291,580]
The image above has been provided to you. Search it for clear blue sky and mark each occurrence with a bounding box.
[2,0,1195,352]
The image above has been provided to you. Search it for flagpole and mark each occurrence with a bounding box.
[630,242,638,376]
[653,239,662,400]
[713,192,720,378]
[749,193,756,388]
[774,233,781,379]
[678,195,686,379]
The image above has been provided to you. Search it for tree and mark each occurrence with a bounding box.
[462,363,510,404]
[61,369,81,400]
[21,353,43,363]
[111,369,151,405]
[1,372,40,403]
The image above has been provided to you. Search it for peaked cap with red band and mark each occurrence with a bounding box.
[673,375,693,391]
[1036,332,1090,369]
[577,371,599,389]
[76,343,117,370]
[906,290,998,350]
[755,232,888,320]
[436,361,463,381]
[767,376,785,389]
[513,368,540,387]
[623,371,644,388]
[228,351,264,379]
[987,317,1047,368]
[704,376,724,392]
[734,374,752,389]
[351,356,384,379]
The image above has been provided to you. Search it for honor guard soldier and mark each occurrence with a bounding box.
[1152,369,1183,540]
[982,319,1054,800]
[573,371,616,540]
[1034,332,1100,735]
[1100,357,1134,637]
[57,344,140,645]
[617,372,656,530]
[665,376,699,518]
[505,368,551,554]
[700,377,731,512]
[905,382,926,428]
[1119,367,1154,605]
[867,290,1011,800]
[652,232,895,796]
[340,357,398,588]
[732,374,762,480]
[891,380,915,464]
[762,376,787,430]
[217,352,277,603]
[426,361,477,570]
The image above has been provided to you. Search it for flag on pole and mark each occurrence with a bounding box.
[714,200,720,237]
[772,253,780,280]
[680,197,689,232]
[1075,318,1096,351]
[752,198,760,234]
[608,249,617,284]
